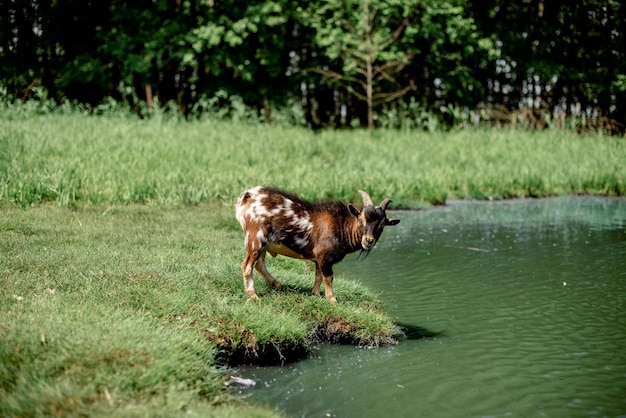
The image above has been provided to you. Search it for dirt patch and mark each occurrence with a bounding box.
[309,317,358,345]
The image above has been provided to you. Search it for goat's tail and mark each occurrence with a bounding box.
[237,190,252,204]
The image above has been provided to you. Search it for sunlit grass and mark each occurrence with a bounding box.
[2,109,624,208]
[1,203,399,416]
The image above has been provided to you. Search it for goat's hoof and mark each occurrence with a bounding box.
[273,282,283,289]
[246,291,260,300]
[329,297,337,304]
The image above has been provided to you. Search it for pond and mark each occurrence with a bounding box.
[238,197,626,417]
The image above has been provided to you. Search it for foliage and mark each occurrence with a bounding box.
[1,0,623,129]
[304,0,421,130]
[467,0,626,121]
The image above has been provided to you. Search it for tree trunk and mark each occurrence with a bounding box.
[364,1,374,132]
[263,95,272,124]
[366,55,373,132]
[145,84,154,108]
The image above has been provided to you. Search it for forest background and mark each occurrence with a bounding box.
[2,0,625,132]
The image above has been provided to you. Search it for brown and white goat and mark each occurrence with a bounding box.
[235,186,400,303]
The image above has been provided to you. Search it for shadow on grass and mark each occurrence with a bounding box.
[266,282,372,303]
[278,283,315,296]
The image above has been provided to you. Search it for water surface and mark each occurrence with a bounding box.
[239,197,626,417]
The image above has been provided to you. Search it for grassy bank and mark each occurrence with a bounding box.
[1,107,624,208]
[1,204,399,417]
[1,108,625,416]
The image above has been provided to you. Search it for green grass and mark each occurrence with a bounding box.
[2,107,624,208]
[1,204,400,417]
[1,106,625,416]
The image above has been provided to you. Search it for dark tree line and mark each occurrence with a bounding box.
[1,0,624,131]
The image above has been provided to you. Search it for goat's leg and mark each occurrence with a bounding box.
[241,250,260,300]
[255,251,283,289]
[241,247,260,299]
[241,231,268,300]
[319,262,337,304]
[311,262,323,296]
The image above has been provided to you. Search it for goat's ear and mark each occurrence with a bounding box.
[348,204,361,218]
[386,218,400,226]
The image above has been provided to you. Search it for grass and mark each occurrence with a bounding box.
[1,204,399,417]
[1,106,625,416]
[1,107,624,208]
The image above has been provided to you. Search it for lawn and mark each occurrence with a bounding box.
[1,203,396,417]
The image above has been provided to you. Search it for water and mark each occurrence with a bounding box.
[238,197,626,417]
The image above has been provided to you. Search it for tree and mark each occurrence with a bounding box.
[184,0,296,121]
[1,0,623,130]
[304,0,420,131]
[469,0,626,126]
[413,1,497,107]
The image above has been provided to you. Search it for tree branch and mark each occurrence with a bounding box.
[381,19,408,50]
[372,80,414,103]
[372,57,410,80]
[347,85,367,102]
[302,67,361,85]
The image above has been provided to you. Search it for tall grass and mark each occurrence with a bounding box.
[2,107,624,209]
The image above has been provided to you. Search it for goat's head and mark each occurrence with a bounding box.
[348,190,400,252]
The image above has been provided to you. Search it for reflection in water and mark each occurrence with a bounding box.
[239,197,626,418]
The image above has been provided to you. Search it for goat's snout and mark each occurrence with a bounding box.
[362,235,376,250]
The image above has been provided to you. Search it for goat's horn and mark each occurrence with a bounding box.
[358,190,374,207]
[379,198,392,210]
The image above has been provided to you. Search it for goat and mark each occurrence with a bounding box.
[235,186,400,303]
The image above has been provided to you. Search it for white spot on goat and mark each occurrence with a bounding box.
[249,195,270,221]
[256,229,266,242]
[292,213,313,233]
[268,205,284,217]
[294,236,309,248]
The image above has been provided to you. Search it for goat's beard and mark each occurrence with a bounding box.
[357,248,371,260]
